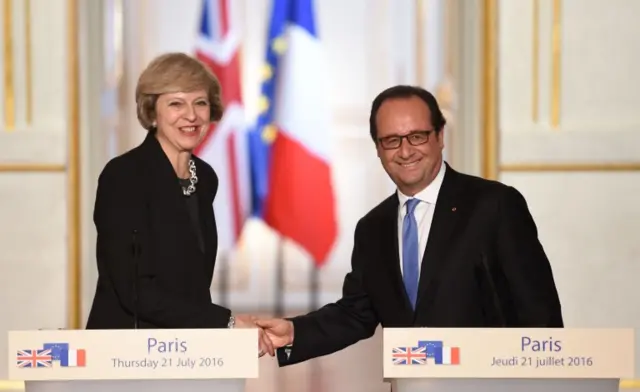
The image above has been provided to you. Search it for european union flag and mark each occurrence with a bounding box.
[43,342,69,361]
[247,0,287,217]
[418,340,443,358]
[248,0,317,217]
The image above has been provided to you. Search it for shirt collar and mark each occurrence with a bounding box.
[397,160,447,208]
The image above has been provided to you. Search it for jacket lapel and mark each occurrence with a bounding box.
[194,158,215,258]
[415,163,465,310]
[139,133,204,254]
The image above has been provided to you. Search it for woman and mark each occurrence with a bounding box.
[86,53,273,355]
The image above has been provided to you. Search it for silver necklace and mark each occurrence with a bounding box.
[182,159,198,196]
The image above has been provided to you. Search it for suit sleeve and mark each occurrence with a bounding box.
[496,186,563,327]
[93,162,231,328]
[276,220,379,366]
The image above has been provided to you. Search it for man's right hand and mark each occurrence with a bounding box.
[255,318,294,349]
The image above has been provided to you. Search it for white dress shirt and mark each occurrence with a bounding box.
[396,161,446,276]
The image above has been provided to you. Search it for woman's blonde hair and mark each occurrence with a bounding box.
[135,52,224,131]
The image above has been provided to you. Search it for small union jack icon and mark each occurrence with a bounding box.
[392,346,427,365]
[16,349,52,368]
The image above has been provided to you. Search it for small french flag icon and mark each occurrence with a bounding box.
[439,346,460,365]
[60,349,86,367]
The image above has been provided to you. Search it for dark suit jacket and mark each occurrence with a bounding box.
[277,162,563,366]
[85,133,231,329]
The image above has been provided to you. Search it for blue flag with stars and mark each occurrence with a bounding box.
[248,0,287,217]
[43,342,69,361]
[248,0,316,217]
[419,340,443,359]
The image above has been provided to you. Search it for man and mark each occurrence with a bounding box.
[257,85,563,366]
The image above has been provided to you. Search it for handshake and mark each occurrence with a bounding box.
[232,315,294,357]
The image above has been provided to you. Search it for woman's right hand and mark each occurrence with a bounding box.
[233,314,275,357]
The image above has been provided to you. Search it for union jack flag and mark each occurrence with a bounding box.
[392,346,427,365]
[16,349,52,368]
[193,0,251,255]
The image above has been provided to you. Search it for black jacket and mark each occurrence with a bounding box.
[86,133,231,329]
[278,163,563,366]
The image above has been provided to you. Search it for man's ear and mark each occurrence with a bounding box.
[437,128,445,149]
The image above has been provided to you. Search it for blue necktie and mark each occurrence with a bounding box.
[402,198,420,309]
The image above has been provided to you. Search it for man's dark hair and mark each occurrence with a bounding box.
[368,85,446,142]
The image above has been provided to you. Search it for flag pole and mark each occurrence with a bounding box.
[217,249,229,308]
[309,262,319,311]
[309,260,322,388]
[274,235,285,317]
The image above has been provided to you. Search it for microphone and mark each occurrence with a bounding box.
[132,229,140,330]
[480,252,506,327]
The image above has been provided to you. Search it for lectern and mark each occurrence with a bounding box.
[7,328,259,392]
[383,328,635,392]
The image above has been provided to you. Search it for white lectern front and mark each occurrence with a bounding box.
[383,328,635,392]
[7,328,259,392]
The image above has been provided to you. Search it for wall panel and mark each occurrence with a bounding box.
[500,171,640,327]
[496,0,640,383]
[0,173,68,378]
[0,0,75,380]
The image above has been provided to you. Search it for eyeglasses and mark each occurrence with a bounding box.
[377,130,434,150]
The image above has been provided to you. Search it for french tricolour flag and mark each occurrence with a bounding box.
[263,0,337,265]
[60,349,86,367]
[194,0,251,253]
[436,346,460,365]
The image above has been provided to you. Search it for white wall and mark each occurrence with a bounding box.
[0,0,73,379]
[496,0,640,374]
